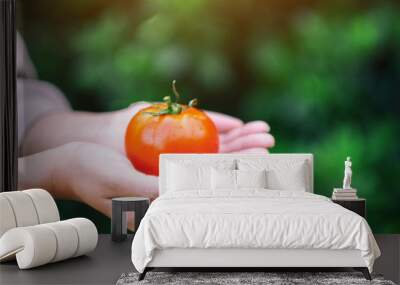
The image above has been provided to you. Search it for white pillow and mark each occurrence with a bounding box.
[167,163,211,191]
[238,159,309,191]
[236,169,267,189]
[211,169,236,190]
[166,159,236,192]
[211,169,267,190]
[266,167,307,191]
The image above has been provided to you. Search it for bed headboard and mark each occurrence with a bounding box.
[159,153,314,195]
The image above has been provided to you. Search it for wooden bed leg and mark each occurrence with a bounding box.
[361,268,372,281]
[138,268,147,281]
[354,267,372,280]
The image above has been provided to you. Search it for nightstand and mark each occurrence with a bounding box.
[332,198,366,218]
[111,197,150,242]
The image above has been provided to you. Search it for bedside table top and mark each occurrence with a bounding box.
[331,198,365,202]
[112,197,149,202]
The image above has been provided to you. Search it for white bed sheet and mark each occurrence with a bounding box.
[131,190,380,273]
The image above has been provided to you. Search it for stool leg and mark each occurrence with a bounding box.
[112,202,126,241]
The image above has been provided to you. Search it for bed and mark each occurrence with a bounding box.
[131,154,380,280]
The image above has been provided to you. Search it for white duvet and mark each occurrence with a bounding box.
[131,190,380,273]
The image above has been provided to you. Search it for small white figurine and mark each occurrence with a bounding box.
[343,156,352,189]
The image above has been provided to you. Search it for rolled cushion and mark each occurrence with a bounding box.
[0,196,17,237]
[0,191,39,227]
[65,218,98,257]
[0,226,57,268]
[42,221,79,262]
[0,189,60,239]
[23,189,59,224]
[0,218,98,269]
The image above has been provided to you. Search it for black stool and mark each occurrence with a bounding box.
[111,197,149,242]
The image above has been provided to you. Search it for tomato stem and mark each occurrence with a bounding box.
[145,80,198,116]
[172,80,180,103]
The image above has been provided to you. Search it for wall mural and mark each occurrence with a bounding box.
[17,0,400,233]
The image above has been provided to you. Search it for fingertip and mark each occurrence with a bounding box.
[245,132,275,147]
[233,148,269,154]
[219,133,275,153]
[267,133,275,147]
[245,121,271,133]
[206,111,244,127]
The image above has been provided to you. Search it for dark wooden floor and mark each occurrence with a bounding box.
[374,235,400,284]
[0,234,399,284]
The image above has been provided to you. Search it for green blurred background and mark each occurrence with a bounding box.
[18,0,400,233]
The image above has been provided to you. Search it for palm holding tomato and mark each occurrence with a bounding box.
[125,81,275,176]
[125,81,219,175]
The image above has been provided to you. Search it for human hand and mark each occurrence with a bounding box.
[19,142,158,221]
[22,100,274,158]
[111,102,275,155]
[206,111,275,154]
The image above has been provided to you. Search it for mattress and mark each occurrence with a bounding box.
[131,190,380,273]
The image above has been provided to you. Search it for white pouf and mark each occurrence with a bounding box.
[0,219,98,269]
[0,189,60,235]
[24,189,60,224]
[42,221,79,262]
[0,189,98,269]
[65,218,98,257]
[0,196,17,237]
[0,225,57,268]
[0,191,39,227]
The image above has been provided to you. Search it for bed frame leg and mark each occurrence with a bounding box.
[138,268,148,281]
[354,267,371,280]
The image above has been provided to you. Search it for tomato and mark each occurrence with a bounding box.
[125,82,219,176]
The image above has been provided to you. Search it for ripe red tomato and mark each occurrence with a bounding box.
[125,83,219,176]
